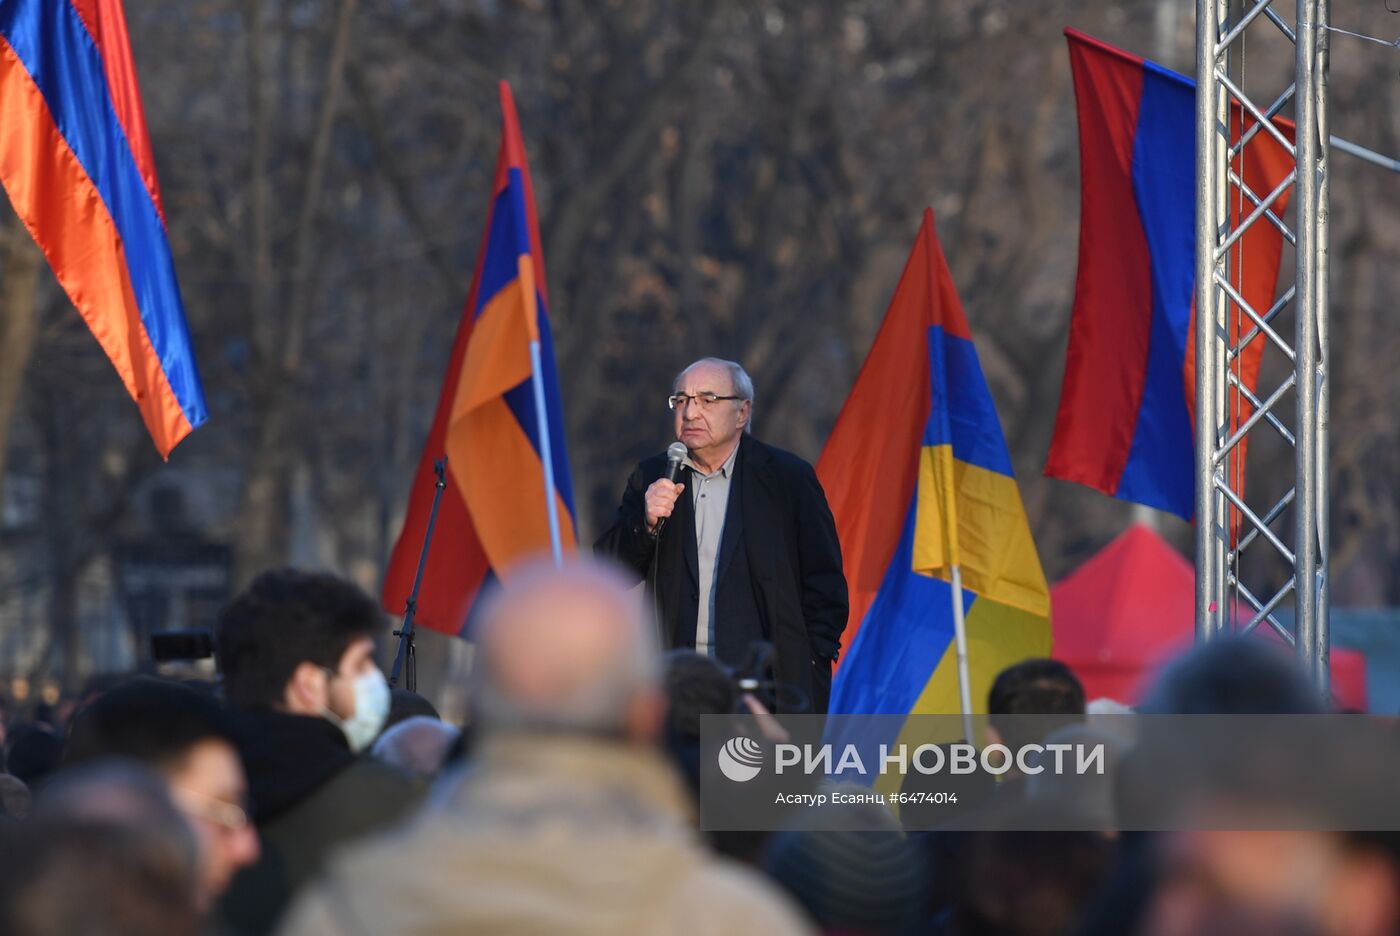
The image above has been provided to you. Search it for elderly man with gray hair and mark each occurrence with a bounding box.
[280,555,814,936]
[596,357,848,714]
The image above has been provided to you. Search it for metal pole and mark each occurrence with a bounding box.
[529,339,565,567]
[948,565,975,745]
[390,457,448,691]
[1195,0,1229,640]
[1293,0,1322,683]
[1312,0,1331,695]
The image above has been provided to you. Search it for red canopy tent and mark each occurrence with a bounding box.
[1051,524,1367,711]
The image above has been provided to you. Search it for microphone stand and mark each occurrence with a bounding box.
[649,526,666,649]
[649,459,685,649]
[390,457,448,692]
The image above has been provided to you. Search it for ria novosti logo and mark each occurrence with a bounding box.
[717,737,764,782]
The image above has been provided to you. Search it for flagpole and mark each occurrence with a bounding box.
[949,564,975,744]
[528,338,564,567]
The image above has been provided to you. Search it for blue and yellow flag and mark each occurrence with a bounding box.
[817,209,1050,722]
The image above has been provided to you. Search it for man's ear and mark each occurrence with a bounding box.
[738,400,752,429]
[283,661,328,715]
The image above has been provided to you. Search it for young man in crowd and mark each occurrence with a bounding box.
[63,678,261,911]
[281,556,815,936]
[214,568,422,935]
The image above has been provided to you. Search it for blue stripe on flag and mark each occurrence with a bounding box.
[921,327,1015,477]
[1119,62,1195,518]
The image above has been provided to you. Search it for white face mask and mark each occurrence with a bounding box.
[323,667,390,753]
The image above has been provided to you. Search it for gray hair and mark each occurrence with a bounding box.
[468,557,661,737]
[370,716,461,778]
[675,357,754,433]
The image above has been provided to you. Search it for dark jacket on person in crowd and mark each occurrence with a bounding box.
[595,435,847,713]
[218,711,423,935]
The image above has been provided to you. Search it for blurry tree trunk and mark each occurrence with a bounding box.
[0,210,41,499]
[549,0,733,373]
[34,387,81,687]
[235,0,358,581]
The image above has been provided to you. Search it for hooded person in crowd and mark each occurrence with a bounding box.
[214,568,423,935]
[280,555,815,936]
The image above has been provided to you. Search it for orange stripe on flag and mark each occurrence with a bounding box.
[446,396,576,572]
[451,280,532,416]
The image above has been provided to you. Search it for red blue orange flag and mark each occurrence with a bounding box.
[1046,29,1292,519]
[0,0,206,455]
[817,209,1050,723]
[382,82,575,636]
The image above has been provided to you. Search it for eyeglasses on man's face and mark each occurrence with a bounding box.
[173,786,251,834]
[668,392,743,411]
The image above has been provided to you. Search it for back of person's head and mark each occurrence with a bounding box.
[0,762,200,936]
[988,658,1086,751]
[1138,634,1327,714]
[952,803,1115,936]
[1023,723,1128,830]
[469,555,663,740]
[0,774,28,821]
[762,798,927,935]
[370,716,460,778]
[33,760,197,843]
[386,688,440,730]
[216,568,383,709]
[64,678,234,773]
[660,651,738,795]
[663,650,738,736]
[4,723,62,787]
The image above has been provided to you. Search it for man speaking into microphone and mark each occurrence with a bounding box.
[595,358,847,713]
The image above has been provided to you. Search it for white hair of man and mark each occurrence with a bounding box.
[674,357,754,434]
[370,716,461,778]
[468,555,662,737]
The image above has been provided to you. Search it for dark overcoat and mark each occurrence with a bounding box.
[595,435,848,713]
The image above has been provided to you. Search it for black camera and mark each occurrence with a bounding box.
[149,630,214,663]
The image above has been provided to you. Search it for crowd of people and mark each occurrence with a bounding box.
[0,555,1395,936]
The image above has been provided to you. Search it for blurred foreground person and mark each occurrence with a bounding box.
[942,807,1115,936]
[282,555,814,936]
[64,678,261,909]
[0,762,202,936]
[763,797,928,935]
[0,773,29,820]
[1143,828,1400,936]
[370,715,461,779]
[1077,637,1336,936]
[216,568,422,935]
[4,721,62,787]
[1136,634,1327,716]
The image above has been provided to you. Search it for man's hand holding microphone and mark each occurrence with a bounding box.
[645,442,690,536]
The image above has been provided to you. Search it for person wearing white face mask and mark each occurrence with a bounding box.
[214,568,424,936]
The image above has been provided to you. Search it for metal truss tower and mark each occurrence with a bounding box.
[1195,0,1330,689]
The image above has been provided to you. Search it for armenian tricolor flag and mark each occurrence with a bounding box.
[1045,28,1292,519]
[0,0,205,455]
[818,209,1050,724]
[382,82,575,636]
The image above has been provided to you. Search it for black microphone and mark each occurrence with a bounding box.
[653,442,689,537]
